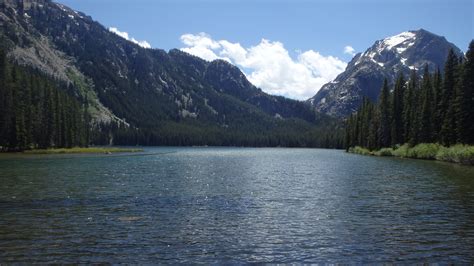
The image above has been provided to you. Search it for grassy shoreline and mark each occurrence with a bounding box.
[22,147,143,155]
[348,143,474,165]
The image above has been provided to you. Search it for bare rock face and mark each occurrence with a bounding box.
[308,29,463,118]
[1,0,45,10]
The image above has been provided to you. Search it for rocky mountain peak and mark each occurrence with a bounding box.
[308,29,462,118]
[0,0,45,10]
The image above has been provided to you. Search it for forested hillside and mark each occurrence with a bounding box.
[0,49,89,151]
[345,41,474,151]
[0,0,344,150]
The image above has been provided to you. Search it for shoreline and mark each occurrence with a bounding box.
[20,147,144,155]
[348,143,474,166]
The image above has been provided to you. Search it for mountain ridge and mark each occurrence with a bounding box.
[308,29,463,117]
[0,0,343,147]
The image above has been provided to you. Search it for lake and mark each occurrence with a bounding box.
[0,147,473,263]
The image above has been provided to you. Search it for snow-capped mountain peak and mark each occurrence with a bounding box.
[382,31,416,51]
[354,30,421,68]
[308,29,463,117]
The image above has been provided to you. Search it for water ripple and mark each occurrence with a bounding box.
[0,147,473,263]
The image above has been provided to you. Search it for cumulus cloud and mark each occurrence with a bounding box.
[180,33,221,61]
[179,33,347,100]
[109,27,151,49]
[344,45,356,56]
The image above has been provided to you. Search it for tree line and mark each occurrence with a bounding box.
[91,120,344,149]
[345,41,474,150]
[0,49,89,151]
[0,46,344,150]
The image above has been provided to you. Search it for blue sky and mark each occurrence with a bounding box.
[57,0,473,99]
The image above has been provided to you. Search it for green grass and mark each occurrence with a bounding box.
[374,147,395,156]
[407,143,441,159]
[23,147,143,155]
[348,146,372,155]
[391,143,410,157]
[436,144,474,165]
[349,143,474,165]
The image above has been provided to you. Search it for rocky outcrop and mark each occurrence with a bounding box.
[308,29,463,118]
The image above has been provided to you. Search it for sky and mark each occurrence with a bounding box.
[57,0,473,100]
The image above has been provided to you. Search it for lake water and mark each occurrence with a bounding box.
[0,147,473,263]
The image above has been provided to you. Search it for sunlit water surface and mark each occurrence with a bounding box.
[0,147,473,263]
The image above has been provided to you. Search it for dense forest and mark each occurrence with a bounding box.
[0,1,346,150]
[93,120,344,148]
[0,45,344,151]
[0,49,89,151]
[345,41,474,150]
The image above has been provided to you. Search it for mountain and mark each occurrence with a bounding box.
[308,29,463,117]
[0,0,342,148]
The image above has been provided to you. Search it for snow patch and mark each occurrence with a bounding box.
[55,3,67,12]
[73,11,84,19]
[396,41,415,53]
[180,110,197,119]
[383,31,416,50]
[158,76,168,86]
[369,57,384,67]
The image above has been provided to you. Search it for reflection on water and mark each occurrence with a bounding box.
[0,147,473,263]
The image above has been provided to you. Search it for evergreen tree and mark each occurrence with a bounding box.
[440,49,459,145]
[0,48,90,151]
[378,79,391,148]
[419,65,434,142]
[391,73,405,146]
[0,49,8,149]
[345,42,473,151]
[359,98,372,147]
[344,115,353,150]
[402,70,417,144]
[367,103,379,150]
[456,41,474,144]
[431,68,443,141]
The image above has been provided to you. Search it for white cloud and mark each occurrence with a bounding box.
[344,45,356,56]
[179,32,347,100]
[180,33,221,61]
[109,27,151,49]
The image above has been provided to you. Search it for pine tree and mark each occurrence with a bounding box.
[403,70,417,144]
[456,41,474,144]
[344,115,353,150]
[440,49,459,145]
[15,70,29,150]
[0,51,90,150]
[46,84,56,147]
[359,98,372,147]
[345,42,472,151]
[8,66,19,150]
[410,73,422,145]
[431,68,443,141]
[0,49,8,149]
[368,104,379,150]
[419,65,434,142]
[391,73,405,146]
[378,79,391,148]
